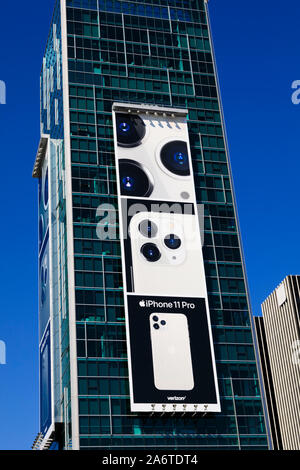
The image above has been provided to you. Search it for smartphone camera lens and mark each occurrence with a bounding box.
[164,234,182,250]
[119,160,153,197]
[153,323,160,330]
[161,320,166,326]
[139,220,158,238]
[116,113,146,147]
[160,140,190,176]
[141,243,161,262]
[122,176,134,191]
[119,122,130,133]
[153,316,159,322]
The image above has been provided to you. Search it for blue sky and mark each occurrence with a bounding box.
[0,0,299,450]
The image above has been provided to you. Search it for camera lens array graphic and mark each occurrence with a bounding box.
[116,113,191,198]
[160,140,190,177]
[141,243,161,263]
[138,219,182,263]
[164,234,181,250]
[138,220,158,238]
[152,315,167,330]
[119,159,153,197]
[116,113,146,148]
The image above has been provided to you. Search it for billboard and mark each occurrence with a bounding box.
[112,103,220,413]
[38,143,54,436]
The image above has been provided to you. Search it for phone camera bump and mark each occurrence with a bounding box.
[119,159,153,197]
[116,113,146,147]
[141,243,161,262]
[160,140,190,176]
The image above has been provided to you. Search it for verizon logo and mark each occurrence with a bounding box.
[167,396,186,401]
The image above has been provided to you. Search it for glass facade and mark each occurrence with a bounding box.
[37,0,269,450]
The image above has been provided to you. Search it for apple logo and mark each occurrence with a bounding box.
[139,300,146,307]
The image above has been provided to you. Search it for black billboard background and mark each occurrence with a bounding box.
[127,295,218,406]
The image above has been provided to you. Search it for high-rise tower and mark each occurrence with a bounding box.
[32,0,269,450]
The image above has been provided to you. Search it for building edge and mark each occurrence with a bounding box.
[60,0,80,450]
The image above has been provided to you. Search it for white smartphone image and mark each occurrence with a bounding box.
[114,108,196,203]
[150,313,194,391]
[129,211,207,297]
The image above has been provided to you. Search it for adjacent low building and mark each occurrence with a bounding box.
[254,276,300,450]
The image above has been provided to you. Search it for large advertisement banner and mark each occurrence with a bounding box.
[38,145,53,435]
[112,103,220,413]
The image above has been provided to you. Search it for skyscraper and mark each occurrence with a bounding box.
[32,0,269,450]
[255,276,300,450]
